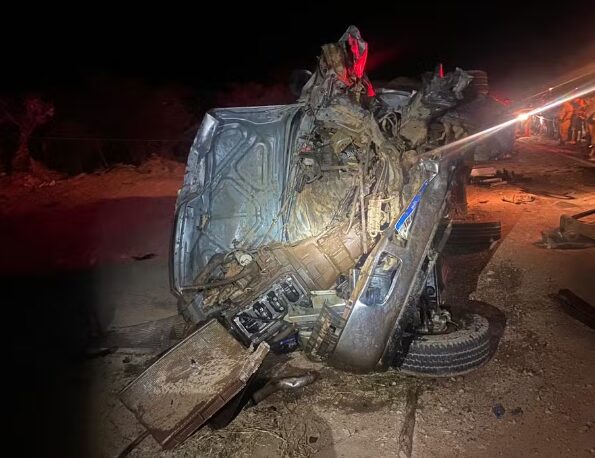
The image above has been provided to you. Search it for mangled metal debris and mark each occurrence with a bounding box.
[169,23,499,377]
[443,221,501,250]
[120,320,268,448]
[251,371,319,405]
[121,25,507,449]
[502,194,535,205]
[560,209,595,240]
[539,209,595,248]
[470,166,527,186]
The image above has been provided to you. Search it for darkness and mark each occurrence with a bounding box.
[2,3,594,95]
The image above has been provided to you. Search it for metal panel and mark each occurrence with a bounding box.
[329,160,450,371]
[376,89,412,113]
[172,105,301,290]
[119,320,269,449]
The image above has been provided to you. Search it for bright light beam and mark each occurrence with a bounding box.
[517,112,530,121]
[423,83,595,161]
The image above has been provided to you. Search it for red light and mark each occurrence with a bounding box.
[347,34,367,79]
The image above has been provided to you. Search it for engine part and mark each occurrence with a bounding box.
[223,218,362,314]
[183,218,364,336]
[283,220,364,290]
[230,274,309,345]
[304,301,349,362]
[268,325,300,353]
[234,250,254,267]
[286,290,346,347]
[367,196,389,238]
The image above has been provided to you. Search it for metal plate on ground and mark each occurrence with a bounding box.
[120,320,269,449]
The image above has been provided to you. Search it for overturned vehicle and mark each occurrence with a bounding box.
[169,26,494,376]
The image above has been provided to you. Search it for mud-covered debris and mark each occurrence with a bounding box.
[502,194,535,204]
[510,407,524,416]
[132,253,157,261]
[539,209,595,248]
[492,403,506,419]
[251,371,319,404]
[119,320,269,449]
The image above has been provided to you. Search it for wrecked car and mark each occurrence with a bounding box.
[169,25,493,376]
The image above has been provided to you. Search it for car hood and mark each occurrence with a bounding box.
[171,105,302,296]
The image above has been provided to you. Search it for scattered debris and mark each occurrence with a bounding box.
[470,167,497,179]
[38,179,56,188]
[539,231,595,249]
[502,194,535,205]
[539,209,595,249]
[510,407,524,416]
[551,289,595,329]
[470,167,527,186]
[444,221,501,249]
[132,253,157,261]
[492,403,506,419]
[489,180,508,187]
[520,187,575,200]
[559,209,595,240]
[480,177,504,185]
[397,385,420,458]
[251,371,319,404]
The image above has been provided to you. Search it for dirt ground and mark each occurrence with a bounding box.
[0,156,184,275]
[2,140,594,457]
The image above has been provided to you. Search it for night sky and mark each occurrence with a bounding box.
[2,3,594,98]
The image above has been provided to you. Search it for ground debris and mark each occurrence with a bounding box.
[551,289,595,329]
[397,385,420,458]
[492,403,506,419]
[502,194,535,205]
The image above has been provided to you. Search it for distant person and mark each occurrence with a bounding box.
[569,98,587,144]
[514,107,532,138]
[585,95,595,156]
[557,100,574,144]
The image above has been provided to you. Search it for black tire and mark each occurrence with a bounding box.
[397,313,491,377]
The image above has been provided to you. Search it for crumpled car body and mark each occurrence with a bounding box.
[324,159,453,371]
[170,26,495,372]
